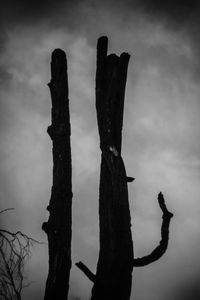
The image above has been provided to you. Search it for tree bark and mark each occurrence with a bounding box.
[42,49,72,300]
[91,36,134,300]
[133,192,173,267]
[76,36,174,300]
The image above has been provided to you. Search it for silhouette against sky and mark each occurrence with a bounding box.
[0,1,200,299]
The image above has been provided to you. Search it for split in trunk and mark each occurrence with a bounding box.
[76,36,173,300]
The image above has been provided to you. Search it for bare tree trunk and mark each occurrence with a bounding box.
[91,36,134,300]
[42,49,72,300]
[76,36,173,300]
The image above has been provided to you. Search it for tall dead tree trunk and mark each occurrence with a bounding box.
[91,36,134,300]
[42,49,72,300]
[76,36,173,300]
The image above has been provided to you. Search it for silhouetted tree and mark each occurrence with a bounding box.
[0,209,36,300]
[42,49,72,300]
[76,36,173,300]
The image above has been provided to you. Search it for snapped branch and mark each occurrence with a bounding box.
[75,261,96,283]
[133,192,173,267]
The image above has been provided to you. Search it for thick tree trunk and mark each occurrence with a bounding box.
[76,36,173,300]
[92,36,134,300]
[42,49,72,300]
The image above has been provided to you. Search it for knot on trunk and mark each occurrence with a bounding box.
[47,124,70,140]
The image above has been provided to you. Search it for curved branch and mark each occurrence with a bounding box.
[133,192,173,267]
[0,208,15,215]
[75,261,96,283]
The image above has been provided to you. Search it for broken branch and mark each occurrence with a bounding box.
[133,192,173,267]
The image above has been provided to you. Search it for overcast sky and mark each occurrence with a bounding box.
[0,1,200,299]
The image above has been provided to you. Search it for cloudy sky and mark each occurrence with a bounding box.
[0,0,200,299]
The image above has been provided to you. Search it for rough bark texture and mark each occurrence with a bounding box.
[91,36,134,300]
[76,36,174,300]
[42,49,72,300]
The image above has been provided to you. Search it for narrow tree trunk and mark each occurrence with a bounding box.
[42,49,72,300]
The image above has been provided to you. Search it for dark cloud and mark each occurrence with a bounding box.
[0,0,199,51]
[138,0,200,21]
[2,0,199,28]
[173,277,200,300]
[0,0,73,25]
[138,0,200,53]
[94,0,200,28]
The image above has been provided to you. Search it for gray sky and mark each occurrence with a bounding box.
[0,1,200,299]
